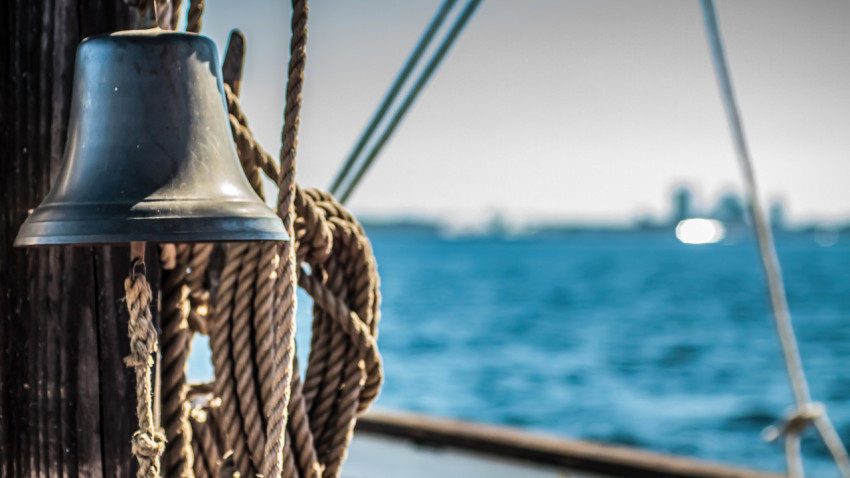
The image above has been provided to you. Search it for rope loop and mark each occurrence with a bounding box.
[763,402,825,442]
[130,256,148,277]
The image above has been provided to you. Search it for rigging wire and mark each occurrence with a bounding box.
[700,2,850,477]
[337,0,483,205]
[329,0,458,196]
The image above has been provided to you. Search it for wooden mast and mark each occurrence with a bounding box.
[0,2,159,476]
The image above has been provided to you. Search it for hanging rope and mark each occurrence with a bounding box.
[700,2,850,477]
[125,254,167,478]
[263,0,309,470]
[160,244,194,477]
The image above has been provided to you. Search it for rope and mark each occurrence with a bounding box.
[226,85,282,185]
[212,93,382,477]
[154,0,172,30]
[186,0,205,33]
[125,257,167,478]
[211,243,254,475]
[189,399,226,478]
[259,1,310,476]
[160,244,194,477]
[199,146,381,478]
[170,0,183,30]
[700,2,850,477]
[222,31,247,97]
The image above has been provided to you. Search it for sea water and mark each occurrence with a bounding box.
[188,228,850,476]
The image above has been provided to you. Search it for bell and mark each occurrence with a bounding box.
[15,30,287,246]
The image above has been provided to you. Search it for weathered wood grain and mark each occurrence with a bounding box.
[0,1,154,476]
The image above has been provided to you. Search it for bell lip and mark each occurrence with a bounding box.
[14,215,289,247]
[14,234,289,247]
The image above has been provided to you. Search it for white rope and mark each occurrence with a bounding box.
[700,2,850,477]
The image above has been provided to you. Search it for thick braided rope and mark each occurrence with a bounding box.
[287,357,322,478]
[303,245,349,438]
[190,401,226,478]
[211,243,254,475]
[169,0,183,30]
[125,0,181,31]
[125,259,167,478]
[186,0,205,33]
[301,199,381,475]
[186,243,214,335]
[196,178,381,477]
[210,29,283,477]
[232,245,268,472]
[197,1,383,473]
[219,36,288,478]
[160,245,194,477]
[221,90,382,477]
[256,1,310,476]
[297,270,381,395]
[209,26,291,478]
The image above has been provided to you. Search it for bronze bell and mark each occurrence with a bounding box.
[15,30,287,246]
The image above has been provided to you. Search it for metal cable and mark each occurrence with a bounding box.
[328,0,458,195]
[337,0,483,204]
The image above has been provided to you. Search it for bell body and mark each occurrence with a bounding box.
[15,30,287,246]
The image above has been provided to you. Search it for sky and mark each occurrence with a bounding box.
[200,0,850,226]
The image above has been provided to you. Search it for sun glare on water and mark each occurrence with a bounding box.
[675,218,725,244]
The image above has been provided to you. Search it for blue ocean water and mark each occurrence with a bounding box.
[188,228,850,476]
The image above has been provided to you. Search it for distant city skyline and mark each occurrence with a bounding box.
[201,1,850,225]
[670,185,750,225]
[359,183,808,232]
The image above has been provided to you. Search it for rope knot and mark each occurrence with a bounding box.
[131,429,167,458]
[763,402,825,442]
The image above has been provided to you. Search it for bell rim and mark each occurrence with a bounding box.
[14,215,289,247]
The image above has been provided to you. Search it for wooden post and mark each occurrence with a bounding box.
[0,1,159,476]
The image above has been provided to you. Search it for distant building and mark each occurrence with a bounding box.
[671,186,694,224]
[769,200,787,231]
[712,192,748,225]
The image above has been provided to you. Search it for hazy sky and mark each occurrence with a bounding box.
[201,1,850,225]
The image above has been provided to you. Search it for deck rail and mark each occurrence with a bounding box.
[355,411,784,478]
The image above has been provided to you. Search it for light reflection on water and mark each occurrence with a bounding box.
[676,218,725,244]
